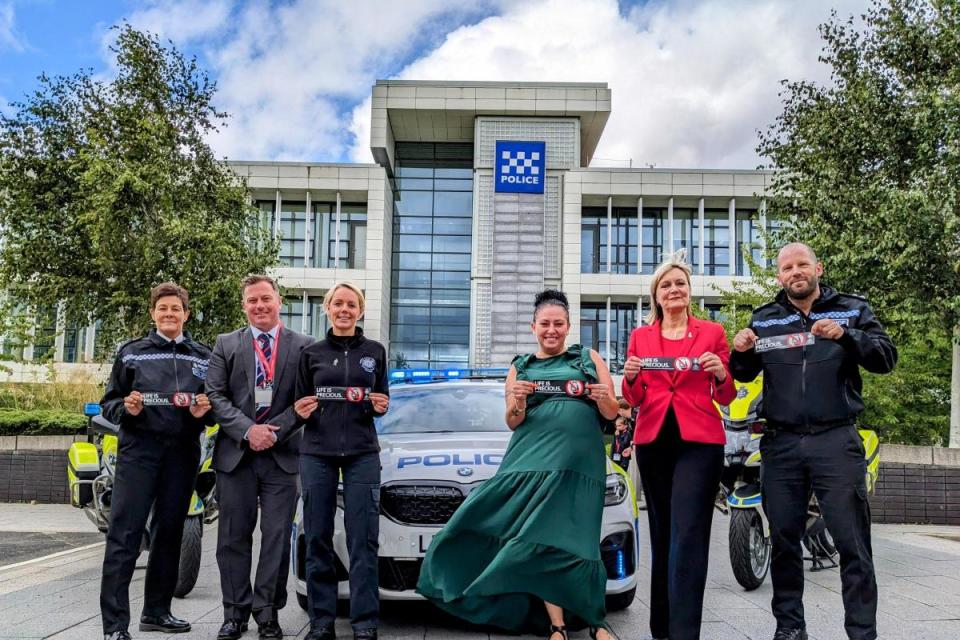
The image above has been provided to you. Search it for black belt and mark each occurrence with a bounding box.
[768,419,854,435]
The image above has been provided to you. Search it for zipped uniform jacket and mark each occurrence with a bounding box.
[729,285,897,433]
[295,327,390,456]
[100,329,212,440]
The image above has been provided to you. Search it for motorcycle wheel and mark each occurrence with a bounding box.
[729,508,771,591]
[173,515,203,598]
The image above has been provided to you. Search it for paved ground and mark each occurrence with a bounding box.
[0,504,959,639]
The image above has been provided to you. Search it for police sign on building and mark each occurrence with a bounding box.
[495,140,546,194]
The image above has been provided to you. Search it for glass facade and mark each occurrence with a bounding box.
[736,209,762,275]
[671,208,698,265]
[281,294,334,338]
[580,207,638,274]
[579,301,638,374]
[260,199,367,269]
[641,208,665,274]
[390,142,473,369]
[702,208,730,275]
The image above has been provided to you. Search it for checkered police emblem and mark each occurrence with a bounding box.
[495,140,546,194]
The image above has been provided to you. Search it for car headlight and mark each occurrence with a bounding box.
[604,473,628,506]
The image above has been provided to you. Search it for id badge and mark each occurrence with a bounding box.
[255,384,273,407]
[612,453,622,462]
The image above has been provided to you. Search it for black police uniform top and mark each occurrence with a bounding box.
[295,327,389,456]
[100,328,213,440]
[729,285,897,432]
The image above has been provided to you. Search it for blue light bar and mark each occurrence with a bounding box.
[388,367,509,384]
[616,549,626,580]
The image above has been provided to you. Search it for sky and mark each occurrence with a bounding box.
[0,0,870,169]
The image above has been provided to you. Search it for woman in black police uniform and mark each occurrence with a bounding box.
[294,282,390,640]
[99,283,212,640]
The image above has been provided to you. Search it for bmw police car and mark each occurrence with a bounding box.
[290,368,640,612]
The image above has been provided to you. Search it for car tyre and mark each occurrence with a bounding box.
[605,586,636,611]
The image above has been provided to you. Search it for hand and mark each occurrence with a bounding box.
[586,383,610,403]
[623,447,632,458]
[733,328,758,352]
[623,356,642,382]
[248,424,279,451]
[294,396,319,419]
[811,319,845,340]
[189,393,211,418]
[508,380,536,412]
[124,391,143,417]
[698,351,727,382]
[369,392,389,414]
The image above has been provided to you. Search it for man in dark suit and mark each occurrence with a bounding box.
[207,275,315,640]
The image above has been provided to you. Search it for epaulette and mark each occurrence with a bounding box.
[115,335,148,355]
[836,291,868,303]
[752,300,780,314]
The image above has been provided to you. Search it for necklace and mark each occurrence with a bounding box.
[661,324,688,340]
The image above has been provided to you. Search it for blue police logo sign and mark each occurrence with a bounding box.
[495,140,545,194]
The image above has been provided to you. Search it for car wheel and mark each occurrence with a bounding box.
[605,586,636,611]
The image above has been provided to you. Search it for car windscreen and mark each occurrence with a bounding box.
[376,386,509,434]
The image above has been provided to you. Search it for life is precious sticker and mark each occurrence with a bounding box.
[755,332,816,353]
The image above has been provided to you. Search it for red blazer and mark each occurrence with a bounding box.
[621,316,736,445]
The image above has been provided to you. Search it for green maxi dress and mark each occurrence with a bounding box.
[417,344,608,632]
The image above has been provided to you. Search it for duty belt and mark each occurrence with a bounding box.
[315,386,371,403]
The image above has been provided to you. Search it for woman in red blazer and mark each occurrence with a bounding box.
[621,256,735,640]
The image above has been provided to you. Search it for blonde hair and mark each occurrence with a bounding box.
[323,281,366,315]
[646,250,694,324]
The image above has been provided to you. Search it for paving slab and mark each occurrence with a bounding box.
[0,505,952,639]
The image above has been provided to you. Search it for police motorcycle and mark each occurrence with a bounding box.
[66,402,220,598]
[717,379,881,591]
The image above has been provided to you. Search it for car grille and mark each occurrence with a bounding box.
[380,484,465,525]
[379,557,423,591]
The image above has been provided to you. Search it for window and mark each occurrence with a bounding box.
[280,296,308,334]
[703,303,725,323]
[391,142,473,369]
[278,201,307,267]
[579,302,638,374]
[321,204,367,269]
[671,208,697,264]
[736,209,762,275]
[641,208,665,274]
[32,307,57,362]
[62,323,87,363]
[702,208,730,275]
[580,207,638,274]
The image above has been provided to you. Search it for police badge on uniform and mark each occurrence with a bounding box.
[192,362,208,380]
[359,356,376,373]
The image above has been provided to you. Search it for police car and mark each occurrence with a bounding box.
[290,369,640,612]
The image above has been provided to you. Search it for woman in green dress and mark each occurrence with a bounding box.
[417,290,620,640]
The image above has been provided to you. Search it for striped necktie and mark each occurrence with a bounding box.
[255,333,272,423]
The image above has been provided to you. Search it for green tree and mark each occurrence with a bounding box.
[757,0,960,444]
[0,25,276,353]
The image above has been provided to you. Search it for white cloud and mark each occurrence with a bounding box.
[0,2,26,52]
[123,0,504,161]
[117,0,869,168]
[348,0,869,169]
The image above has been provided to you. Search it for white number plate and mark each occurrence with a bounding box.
[419,533,434,553]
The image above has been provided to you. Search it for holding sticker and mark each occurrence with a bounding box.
[640,357,702,372]
[141,392,196,407]
[755,332,816,353]
[530,380,590,397]
[315,386,371,402]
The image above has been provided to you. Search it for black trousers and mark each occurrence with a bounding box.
[216,452,299,625]
[301,452,380,631]
[635,412,724,640]
[100,429,200,634]
[761,425,876,640]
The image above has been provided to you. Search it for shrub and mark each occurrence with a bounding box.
[0,409,87,436]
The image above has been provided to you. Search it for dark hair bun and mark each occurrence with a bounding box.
[534,289,569,309]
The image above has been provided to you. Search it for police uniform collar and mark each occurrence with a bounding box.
[326,326,364,348]
[775,283,838,310]
[148,328,191,347]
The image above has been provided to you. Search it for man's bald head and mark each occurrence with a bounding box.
[777,242,817,267]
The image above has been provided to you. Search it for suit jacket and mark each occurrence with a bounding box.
[621,316,736,445]
[207,325,315,473]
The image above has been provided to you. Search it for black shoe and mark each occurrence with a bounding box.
[258,620,283,639]
[217,619,248,640]
[773,629,808,640]
[305,626,336,640]
[139,614,191,633]
[353,628,377,640]
[105,632,132,640]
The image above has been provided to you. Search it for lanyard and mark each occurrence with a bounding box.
[252,327,281,385]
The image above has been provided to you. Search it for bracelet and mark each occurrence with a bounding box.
[511,406,525,417]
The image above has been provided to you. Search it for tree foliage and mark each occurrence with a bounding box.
[0,25,276,352]
[747,0,959,443]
